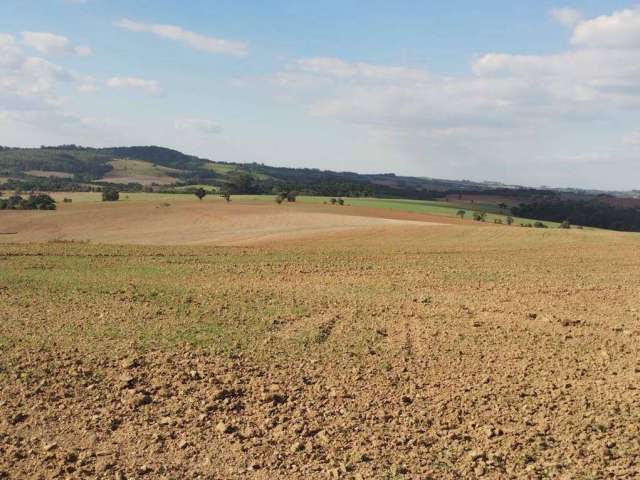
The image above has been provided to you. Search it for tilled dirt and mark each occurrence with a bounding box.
[1,224,640,479]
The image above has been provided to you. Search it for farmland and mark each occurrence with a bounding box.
[1,194,639,479]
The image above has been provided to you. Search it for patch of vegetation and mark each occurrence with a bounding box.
[0,193,56,210]
[102,188,120,202]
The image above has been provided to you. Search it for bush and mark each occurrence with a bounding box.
[23,194,57,210]
[275,196,283,204]
[533,221,547,228]
[194,188,206,201]
[559,220,571,229]
[0,194,56,210]
[473,211,487,222]
[102,188,119,201]
[286,191,297,202]
[337,198,344,205]
[494,218,503,224]
[63,198,73,203]
[506,216,514,225]
[329,198,337,205]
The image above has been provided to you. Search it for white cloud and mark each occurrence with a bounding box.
[21,31,91,56]
[267,6,640,188]
[623,131,640,146]
[572,7,640,48]
[550,8,582,28]
[174,117,221,134]
[106,77,163,95]
[115,18,248,57]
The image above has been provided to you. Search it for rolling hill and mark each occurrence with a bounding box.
[2,144,640,231]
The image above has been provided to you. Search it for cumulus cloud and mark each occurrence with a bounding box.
[174,118,221,134]
[115,18,248,57]
[106,77,163,96]
[550,8,582,27]
[21,31,91,56]
[571,7,640,48]
[268,6,640,188]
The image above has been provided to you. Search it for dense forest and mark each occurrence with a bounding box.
[512,200,640,232]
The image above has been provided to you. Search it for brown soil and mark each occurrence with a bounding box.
[0,201,442,246]
[1,205,639,479]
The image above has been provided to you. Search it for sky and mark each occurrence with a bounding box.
[1,1,640,190]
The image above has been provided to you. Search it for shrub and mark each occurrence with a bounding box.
[102,188,119,202]
[456,210,466,220]
[494,218,503,224]
[559,220,571,229]
[23,194,56,210]
[534,221,547,228]
[63,198,72,203]
[286,191,297,202]
[275,196,283,204]
[337,198,344,205]
[473,211,487,222]
[329,198,337,205]
[506,216,514,225]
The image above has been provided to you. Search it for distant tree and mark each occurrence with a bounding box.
[456,210,466,220]
[220,187,231,202]
[102,188,119,202]
[559,220,571,229]
[329,198,337,205]
[337,198,344,205]
[506,216,514,225]
[194,188,206,201]
[22,194,56,210]
[473,211,487,222]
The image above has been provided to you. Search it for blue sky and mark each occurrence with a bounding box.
[1,1,640,189]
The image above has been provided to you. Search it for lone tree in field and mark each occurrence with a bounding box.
[456,210,466,220]
[220,187,231,203]
[473,211,487,222]
[194,188,207,201]
[102,188,119,202]
[506,216,514,225]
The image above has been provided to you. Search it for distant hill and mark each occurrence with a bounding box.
[0,144,530,198]
[2,144,640,231]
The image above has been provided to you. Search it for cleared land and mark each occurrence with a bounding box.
[102,159,182,186]
[0,196,443,245]
[1,196,639,479]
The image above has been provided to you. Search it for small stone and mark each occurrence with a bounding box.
[216,421,232,434]
[469,449,486,461]
[121,358,139,369]
[119,374,135,389]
